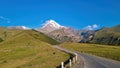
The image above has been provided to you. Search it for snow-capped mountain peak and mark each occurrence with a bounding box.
[39,20,65,33]
[42,20,63,29]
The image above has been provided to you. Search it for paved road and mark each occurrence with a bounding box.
[78,53,120,68]
[54,46,120,68]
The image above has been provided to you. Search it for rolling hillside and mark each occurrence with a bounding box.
[0,28,69,68]
[0,27,59,45]
[20,30,59,45]
[0,27,23,41]
[90,25,120,45]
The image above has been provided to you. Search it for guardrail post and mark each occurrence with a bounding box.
[73,57,76,64]
[75,53,77,62]
[61,62,64,68]
[69,59,72,68]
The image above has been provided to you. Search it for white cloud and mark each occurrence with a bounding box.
[93,24,98,28]
[84,25,93,30]
[0,16,10,23]
[84,24,99,30]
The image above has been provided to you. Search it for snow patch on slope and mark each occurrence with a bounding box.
[8,26,30,30]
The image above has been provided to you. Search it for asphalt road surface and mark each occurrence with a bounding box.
[54,46,120,68]
[78,53,120,68]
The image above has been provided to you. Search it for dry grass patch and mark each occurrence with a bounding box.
[60,43,120,61]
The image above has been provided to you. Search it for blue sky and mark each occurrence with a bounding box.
[0,0,120,29]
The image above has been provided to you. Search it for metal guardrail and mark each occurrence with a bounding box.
[60,53,78,68]
[54,46,78,68]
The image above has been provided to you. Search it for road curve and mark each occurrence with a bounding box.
[54,46,120,68]
[78,53,120,68]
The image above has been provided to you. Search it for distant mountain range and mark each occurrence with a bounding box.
[36,20,120,45]
[36,20,82,42]
[35,20,96,43]
[0,20,120,45]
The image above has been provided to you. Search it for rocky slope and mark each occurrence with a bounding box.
[49,27,81,42]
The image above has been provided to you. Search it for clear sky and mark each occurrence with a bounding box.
[0,0,120,29]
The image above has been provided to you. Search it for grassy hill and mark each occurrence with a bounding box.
[19,30,59,45]
[60,43,120,61]
[90,25,120,45]
[0,29,69,68]
[0,27,23,41]
[0,27,59,45]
